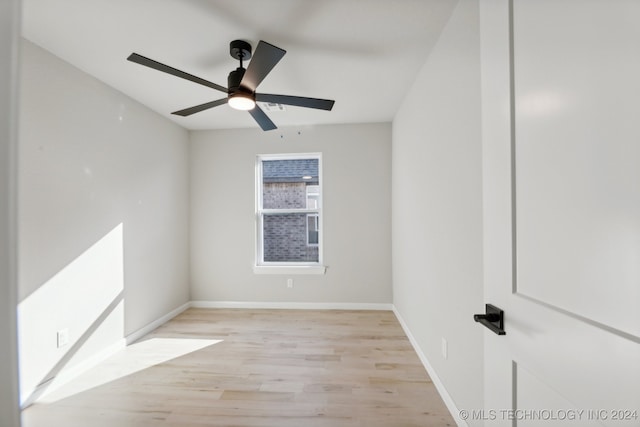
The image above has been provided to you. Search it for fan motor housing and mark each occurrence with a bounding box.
[228,67,248,94]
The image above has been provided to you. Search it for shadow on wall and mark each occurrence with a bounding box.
[18,223,126,407]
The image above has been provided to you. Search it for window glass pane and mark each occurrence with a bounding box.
[263,213,319,262]
[262,159,319,209]
[307,214,319,245]
[306,185,319,209]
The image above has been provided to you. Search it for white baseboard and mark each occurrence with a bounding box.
[125,301,191,344]
[190,300,393,311]
[392,306,468,427]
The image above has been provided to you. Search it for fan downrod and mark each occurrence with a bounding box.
[230,40,252,61]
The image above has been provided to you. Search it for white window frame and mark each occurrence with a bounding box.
[254,153,325,275]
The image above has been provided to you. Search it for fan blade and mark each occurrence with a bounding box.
[172,98,228,116]
[256,93,335,111]
[240,41,286,92]
[248,105,277,131]
[127,53,227,93]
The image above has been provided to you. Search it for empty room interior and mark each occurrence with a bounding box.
[1,0,639,426]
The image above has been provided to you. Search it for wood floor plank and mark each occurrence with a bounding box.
[22,309,455,426]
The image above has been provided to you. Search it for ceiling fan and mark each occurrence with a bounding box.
[127,40,335,131]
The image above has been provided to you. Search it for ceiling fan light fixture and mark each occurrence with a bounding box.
[228,92,256,111]
[127,39,334,131]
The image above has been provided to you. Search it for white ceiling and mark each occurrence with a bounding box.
[22,0,457,131]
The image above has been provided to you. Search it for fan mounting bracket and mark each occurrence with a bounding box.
[230,40,252,61]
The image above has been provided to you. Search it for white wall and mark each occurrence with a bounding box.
[392,0,484,423]
[190,123,391,304]
[18,40,190,403]
[0,0,21,424]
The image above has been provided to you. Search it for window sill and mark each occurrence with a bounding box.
[253,265,327,275]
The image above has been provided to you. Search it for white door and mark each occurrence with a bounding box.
[479,1,640,426]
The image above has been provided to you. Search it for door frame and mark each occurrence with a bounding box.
[0,0,22,425]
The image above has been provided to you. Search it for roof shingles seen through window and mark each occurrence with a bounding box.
[262,159,318,184]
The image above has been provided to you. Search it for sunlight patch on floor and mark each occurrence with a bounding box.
[38,337,222,403]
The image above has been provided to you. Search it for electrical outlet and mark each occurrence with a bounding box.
[441,337,448,360]
[57,328,70,348]
[287,278,294,288]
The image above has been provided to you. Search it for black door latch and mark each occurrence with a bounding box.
[474,304,506,335]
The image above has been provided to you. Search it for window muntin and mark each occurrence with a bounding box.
[257,154,322,266]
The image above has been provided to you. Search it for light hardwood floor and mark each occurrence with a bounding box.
[22,308,455,426]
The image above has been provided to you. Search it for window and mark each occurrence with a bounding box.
[256,154,323,271]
